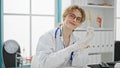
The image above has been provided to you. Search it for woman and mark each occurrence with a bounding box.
[33,5,94,68]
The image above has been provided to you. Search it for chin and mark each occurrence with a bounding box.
[66,23,76,30]
[69,26,76,30]
[70,25,77,30]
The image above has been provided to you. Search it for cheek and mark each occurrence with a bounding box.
[76,23,82,27]
[64,17,71,23]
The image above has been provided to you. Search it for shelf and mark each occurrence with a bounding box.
[80,5,114,9]
[74,28,114,31]
[88,52,113,55]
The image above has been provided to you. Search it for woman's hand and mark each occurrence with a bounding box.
[75,27,94,50]
[67,27,94,51]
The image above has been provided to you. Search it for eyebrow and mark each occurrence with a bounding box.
[70,13,82,18]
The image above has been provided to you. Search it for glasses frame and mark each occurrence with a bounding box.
[68,13,82,23]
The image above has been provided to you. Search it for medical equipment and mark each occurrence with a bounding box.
[70,51,74,64]
[55,27,62,38]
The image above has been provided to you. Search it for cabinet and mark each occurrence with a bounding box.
[71,0,116,63]
[72,0,115,30]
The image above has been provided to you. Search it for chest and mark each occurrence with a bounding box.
[55,36,76,51]
[63,37,70,47]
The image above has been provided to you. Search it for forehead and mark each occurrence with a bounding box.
[70,9,82,17]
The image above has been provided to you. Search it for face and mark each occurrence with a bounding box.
[63,9,83,30]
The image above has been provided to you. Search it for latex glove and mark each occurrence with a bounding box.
[66,27,94,52]
[75,27,94,50]
[84,27,94,45]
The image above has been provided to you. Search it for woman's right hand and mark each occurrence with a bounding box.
[67,27,94,51]
[74,27,94,50]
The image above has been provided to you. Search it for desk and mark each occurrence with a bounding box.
[88,64,114,68]
[19,65,30,68]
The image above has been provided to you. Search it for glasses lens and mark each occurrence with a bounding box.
[76,17,81,23]
[69,13,82,23]
[69,14,75,19]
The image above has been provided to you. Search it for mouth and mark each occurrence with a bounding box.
[69,22,76,26]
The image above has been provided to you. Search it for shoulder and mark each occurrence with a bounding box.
[38,28,56,40]
[36,28,57,49]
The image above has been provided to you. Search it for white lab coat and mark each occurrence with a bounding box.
[31,28,89,68]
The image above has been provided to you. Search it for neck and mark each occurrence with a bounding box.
[62,26,73,37]
[62,25,73,47]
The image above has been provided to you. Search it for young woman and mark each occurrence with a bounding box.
[32,5,94,68]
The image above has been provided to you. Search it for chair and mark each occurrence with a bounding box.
[2,40,22,68]
[114,41,120,61]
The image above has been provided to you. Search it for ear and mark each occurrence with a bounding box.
[63,15,66,21]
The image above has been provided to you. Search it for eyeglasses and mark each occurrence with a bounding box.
[68,13,82,23]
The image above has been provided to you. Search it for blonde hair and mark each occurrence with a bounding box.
[63,5,86,23]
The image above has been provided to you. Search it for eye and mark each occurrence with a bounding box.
[76,17,81,21]
[69,14,76,19]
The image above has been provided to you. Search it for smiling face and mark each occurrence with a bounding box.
[62,5,85,31]
[63,9,83,30]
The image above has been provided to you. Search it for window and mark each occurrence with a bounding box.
[32,16,54,55]
[117,0,120,17]
[3,0,55,59]
[3,15,30,57]
[116,19,120,40]
[116,0,120,41]
[4,0,30,14]
[32,0,55,15]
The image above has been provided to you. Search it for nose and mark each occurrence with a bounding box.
[73,17,77,22]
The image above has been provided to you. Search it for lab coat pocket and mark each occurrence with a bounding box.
[72,51,89,68]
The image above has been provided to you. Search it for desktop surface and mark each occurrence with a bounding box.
[88,64,114,68]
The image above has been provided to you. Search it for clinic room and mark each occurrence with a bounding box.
[1,0,120,68]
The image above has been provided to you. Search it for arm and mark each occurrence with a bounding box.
[36,32,72,68]
[36,28,94,68]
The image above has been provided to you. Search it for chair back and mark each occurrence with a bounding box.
[115,41,120,61]
[2,40,21,68]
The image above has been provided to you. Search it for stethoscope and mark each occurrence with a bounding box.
[54,27,74,62]
[55,27,62,39]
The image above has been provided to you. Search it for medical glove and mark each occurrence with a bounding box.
[81,27,94,48]
[66,27,94,52]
